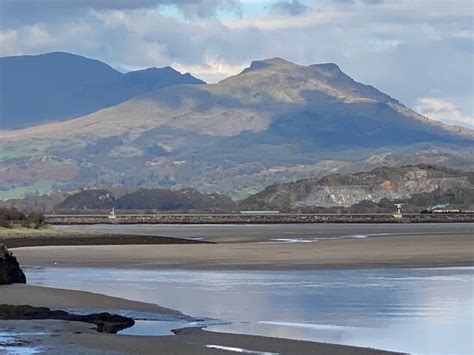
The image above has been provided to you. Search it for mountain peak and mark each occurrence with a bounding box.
[249,57,295,70]
[311,62,341,73]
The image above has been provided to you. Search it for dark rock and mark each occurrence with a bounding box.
[0,244,26,285]
[0,304,135,334]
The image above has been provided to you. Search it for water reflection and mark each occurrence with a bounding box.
[25,267,474,354]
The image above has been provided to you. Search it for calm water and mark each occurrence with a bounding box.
[25,267,474,354]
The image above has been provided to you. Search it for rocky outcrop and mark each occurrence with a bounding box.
[0,245,26,285]
[239,165,474,211]
[0,304,135,333]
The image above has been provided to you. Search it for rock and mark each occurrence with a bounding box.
[0,244,26,285]
[0,304,135,334]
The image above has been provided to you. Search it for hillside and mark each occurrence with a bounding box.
[239,165,474,212]
[56,188,234,212]
[2,165,472,214]
[0,52,204,129]
[1,57,473,199]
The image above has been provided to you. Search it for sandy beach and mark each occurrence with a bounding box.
[0,284,398,354]
[11,233,474,270]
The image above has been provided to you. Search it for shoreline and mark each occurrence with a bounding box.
[11,234,474,270]
[2,224,472,353]
[0,284,399,354]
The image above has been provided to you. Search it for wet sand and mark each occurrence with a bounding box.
[56,222,474,243]
[0,285,398,354]
[12,233,474,270]
[0,284,180,316]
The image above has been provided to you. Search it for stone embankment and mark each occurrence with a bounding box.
[45,213,474,225]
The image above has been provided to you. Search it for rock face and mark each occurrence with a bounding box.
[0,245,26,285]
[0,304,134,333]
[239,165,474,210]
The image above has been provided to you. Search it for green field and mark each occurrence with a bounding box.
[0,225,70,238]
[0,180,56,200]
[0,145,36,160]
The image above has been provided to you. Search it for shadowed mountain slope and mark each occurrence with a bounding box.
[54,188,235,212]
[1,57,473,199]
[0,52,204,129]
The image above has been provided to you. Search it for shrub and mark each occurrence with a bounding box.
[0,208,44,229]
[25,213,45,229]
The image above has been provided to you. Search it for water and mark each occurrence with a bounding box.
[0,331,43,354]
[25,266,474,354]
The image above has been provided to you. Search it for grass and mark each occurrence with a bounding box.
[0,145,36,160]
[0,225,71,238]
[0,180,56,200]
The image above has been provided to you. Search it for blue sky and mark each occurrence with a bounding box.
[0,0,473,128]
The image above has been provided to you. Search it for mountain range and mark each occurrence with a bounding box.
[0,52,473,200]
[0,52,204,129]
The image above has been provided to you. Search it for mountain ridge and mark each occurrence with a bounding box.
[2,56,472,139]
[0,52,205,129]
[1,55,473,199]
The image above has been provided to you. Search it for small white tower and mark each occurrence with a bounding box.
[394,203,403,219]
[108,207,117,220]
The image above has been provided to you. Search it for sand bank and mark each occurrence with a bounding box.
[12,234,474,270]
[0,284,180,316]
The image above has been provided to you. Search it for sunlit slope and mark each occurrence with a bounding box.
[1,58,473,199]
[2,57,472,142]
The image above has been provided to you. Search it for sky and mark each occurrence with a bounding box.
[0,0,473,128]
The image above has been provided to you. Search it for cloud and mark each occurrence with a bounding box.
[172,55,247,83]
[0,0,240,27]
[270,1,310,16]
[0,0,472,121]
[332,0,385,4]
[415,97,474,129]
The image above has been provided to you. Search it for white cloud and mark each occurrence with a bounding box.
[415,97,474,129]
[0,25,56,55]
[172,55,247,82]
[0,0,472,120]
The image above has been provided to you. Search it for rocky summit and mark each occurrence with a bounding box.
[0,244,26,285]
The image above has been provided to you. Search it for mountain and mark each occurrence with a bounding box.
[1,57,473,199]
[0,52,204,129]
[239,165,474,212]
[0,188,235,213]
